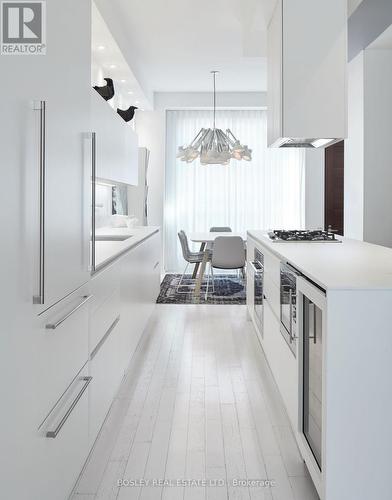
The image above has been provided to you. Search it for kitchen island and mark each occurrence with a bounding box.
[246,230,392,500]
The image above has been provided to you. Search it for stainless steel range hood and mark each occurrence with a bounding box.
[274,138,340,148]
[267,0,347,149]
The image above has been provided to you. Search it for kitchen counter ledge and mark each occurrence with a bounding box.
[94,226,160,273]
[248,230,392,290]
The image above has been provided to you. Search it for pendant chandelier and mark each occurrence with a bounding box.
[177,71,252,165]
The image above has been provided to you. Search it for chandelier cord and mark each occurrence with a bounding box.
[212,70,217,130]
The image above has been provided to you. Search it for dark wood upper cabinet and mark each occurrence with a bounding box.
[324,141,344,235]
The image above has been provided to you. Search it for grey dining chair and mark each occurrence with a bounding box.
[193,227,233,278]
[205,236,246,299]
[177,230,210,293]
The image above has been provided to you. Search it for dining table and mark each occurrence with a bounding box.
[188,231,247,300]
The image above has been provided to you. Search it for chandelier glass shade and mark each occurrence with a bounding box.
[177,71,252,165]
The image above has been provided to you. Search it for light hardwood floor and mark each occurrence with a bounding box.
[71,305,319,500]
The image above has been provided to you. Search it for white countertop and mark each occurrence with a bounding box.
[248,230,392,290]
[94,226,160,272]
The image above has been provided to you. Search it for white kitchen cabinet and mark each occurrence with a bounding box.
[246,235,299,432]
[3,283,92,500]
[89,312,123,445]
[87,230,161,447]
[267,0,347,148]
[34,365,91,500]
[119,231,161,368]
[263,274,280,320]
[0,2,92,498]
[263,298,298,429]
[1,0,92,312]
[91,91,138,186]
[32,285,91,427]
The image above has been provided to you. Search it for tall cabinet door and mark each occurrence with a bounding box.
[1,0,92,313]
[0,1,92,498]
[37,1,92,309]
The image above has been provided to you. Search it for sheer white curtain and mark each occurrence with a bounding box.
[165,109,305,272]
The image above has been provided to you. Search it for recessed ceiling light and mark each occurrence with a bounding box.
[127,91,133,95]
[109,64,116,69]
[97,45,105,50]
[135,101,140,105]
[120,79,126,83]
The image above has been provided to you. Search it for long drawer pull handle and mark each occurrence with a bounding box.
[33,100,46,305]
[45,295,92,330]
[46,376,92,438]
[90,315,121,360]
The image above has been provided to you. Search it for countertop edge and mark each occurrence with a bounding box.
[94,227,160,275]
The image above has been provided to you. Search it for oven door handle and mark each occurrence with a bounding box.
[250,261,263,274]
[288,289,298,343]
[308,302,317,344]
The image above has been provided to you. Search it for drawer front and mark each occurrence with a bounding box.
[33,286,90,425]
[262,300,299,429]
[264,273,281,321]
[142,231,161,271]
[35,366,90,500]
[90,259,121,313]
[89,316,123,444]
[264,249,281,286]
[90,286,121,353]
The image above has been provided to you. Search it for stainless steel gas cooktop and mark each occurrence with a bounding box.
[268,230,341,243]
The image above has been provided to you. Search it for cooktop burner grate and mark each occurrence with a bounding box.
[268,230,341,242]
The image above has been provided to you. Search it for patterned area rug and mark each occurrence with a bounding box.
[157,273,247,305]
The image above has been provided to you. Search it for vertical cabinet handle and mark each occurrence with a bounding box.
[33,101,46,305]
[91,132,96,274]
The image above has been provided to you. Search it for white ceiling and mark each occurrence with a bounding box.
[95,0,360,96]
[95,0,276,93]
[368,23,392,49]
[348,0,364,16]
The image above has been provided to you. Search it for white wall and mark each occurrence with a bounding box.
[345,51,364,240]
[363,49,392,247]
[345,48,392,247]
[154,92,267,109]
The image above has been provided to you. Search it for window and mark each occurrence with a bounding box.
[165,109,305,272]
